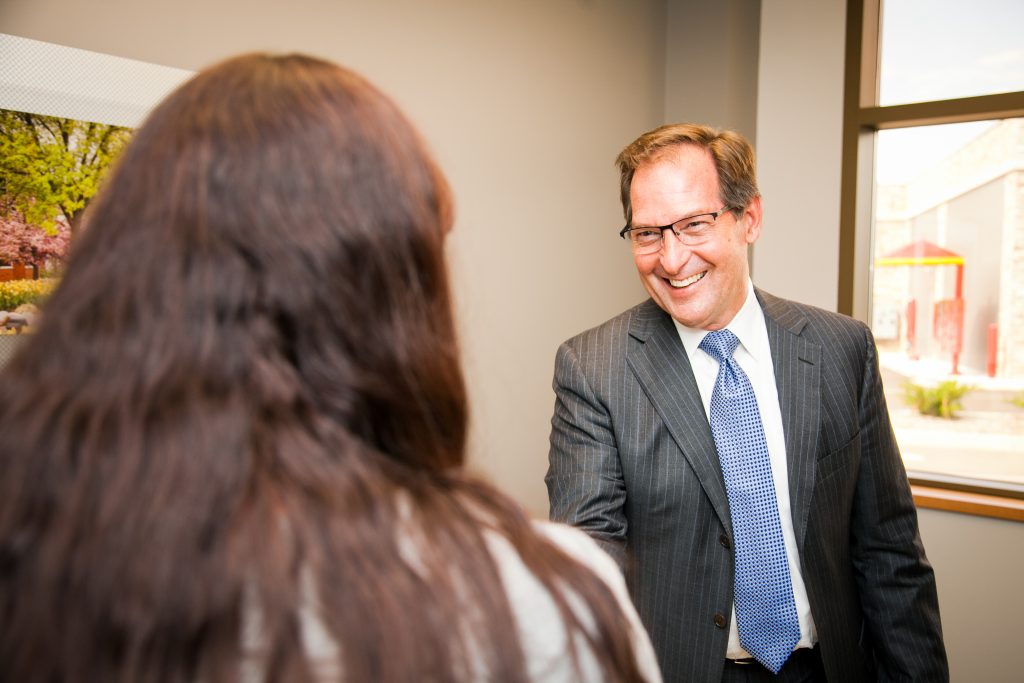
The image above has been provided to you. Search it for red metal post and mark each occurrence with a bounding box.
[906,299,918,360]
[987,323,998,377]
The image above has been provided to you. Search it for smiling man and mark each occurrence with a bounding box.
[545,124,947,683]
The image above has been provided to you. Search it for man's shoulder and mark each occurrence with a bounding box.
[560,298,662,350]
[756,288,869,341]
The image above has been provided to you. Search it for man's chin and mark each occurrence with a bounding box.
[657,299,706,330]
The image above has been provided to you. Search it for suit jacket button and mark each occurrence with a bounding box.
[714,613,727,629]
[719,534,731,550]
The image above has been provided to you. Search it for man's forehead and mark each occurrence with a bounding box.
[631,146,720,211]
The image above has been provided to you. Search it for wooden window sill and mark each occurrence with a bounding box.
[912,485,1024,522]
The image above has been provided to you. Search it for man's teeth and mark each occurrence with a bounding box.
[669,272,706,288]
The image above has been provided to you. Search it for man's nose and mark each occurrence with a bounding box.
[658,230,692,271]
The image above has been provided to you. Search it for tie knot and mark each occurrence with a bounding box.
[699,328,740,363]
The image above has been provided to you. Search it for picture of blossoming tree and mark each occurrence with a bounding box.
[0,109,131,336]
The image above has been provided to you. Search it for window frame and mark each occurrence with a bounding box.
[838,0,1024,518]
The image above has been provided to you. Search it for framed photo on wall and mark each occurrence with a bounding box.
[0,33,190,359]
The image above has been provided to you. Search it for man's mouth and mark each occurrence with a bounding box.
[668,271,706,288]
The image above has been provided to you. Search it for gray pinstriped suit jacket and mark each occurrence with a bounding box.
[546,290,947,683]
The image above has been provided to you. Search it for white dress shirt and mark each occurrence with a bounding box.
[673,280,817,660]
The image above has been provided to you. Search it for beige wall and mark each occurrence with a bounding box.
[754,0,846,310]
[665,0,760,141]
[918,507,1024,682]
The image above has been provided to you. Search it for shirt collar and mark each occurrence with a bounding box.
[673,280,768,363]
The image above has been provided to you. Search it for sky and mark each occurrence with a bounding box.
[874,0,1024,185]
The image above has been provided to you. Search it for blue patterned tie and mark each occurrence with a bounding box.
[699,329,800,673]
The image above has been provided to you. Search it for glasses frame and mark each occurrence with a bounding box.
[619,206,735,250]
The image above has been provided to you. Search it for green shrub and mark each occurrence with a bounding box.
[903,380,973,419]
[0,278,57,311]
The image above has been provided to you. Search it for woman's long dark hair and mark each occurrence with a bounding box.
[0,54,643,681]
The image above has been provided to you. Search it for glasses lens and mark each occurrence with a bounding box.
[674,215,717,245]
[628,228,662,253]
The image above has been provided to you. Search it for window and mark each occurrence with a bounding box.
[877,0,1024,106]
[840,1,1024,508]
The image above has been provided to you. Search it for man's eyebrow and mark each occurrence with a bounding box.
[633,209,716,227]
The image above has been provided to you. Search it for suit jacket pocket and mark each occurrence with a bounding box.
[811,432,862,546]
[816,429,861,482]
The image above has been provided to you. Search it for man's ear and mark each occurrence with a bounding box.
[741,195,763,245]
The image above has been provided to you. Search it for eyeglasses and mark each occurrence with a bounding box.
[619,206,734,254]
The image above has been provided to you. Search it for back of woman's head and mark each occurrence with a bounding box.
[0,51,467,679]
[0,54,643,682]
[73,52,465,472]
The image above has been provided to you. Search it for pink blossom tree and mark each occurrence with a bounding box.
[0,196,71,277]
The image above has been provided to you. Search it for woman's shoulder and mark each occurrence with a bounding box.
[530,520,623,580]
[483,519,623,596]
[486,519,662,683]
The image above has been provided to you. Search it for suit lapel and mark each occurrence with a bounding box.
[625,300,733,534]
[756,290,822,552]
